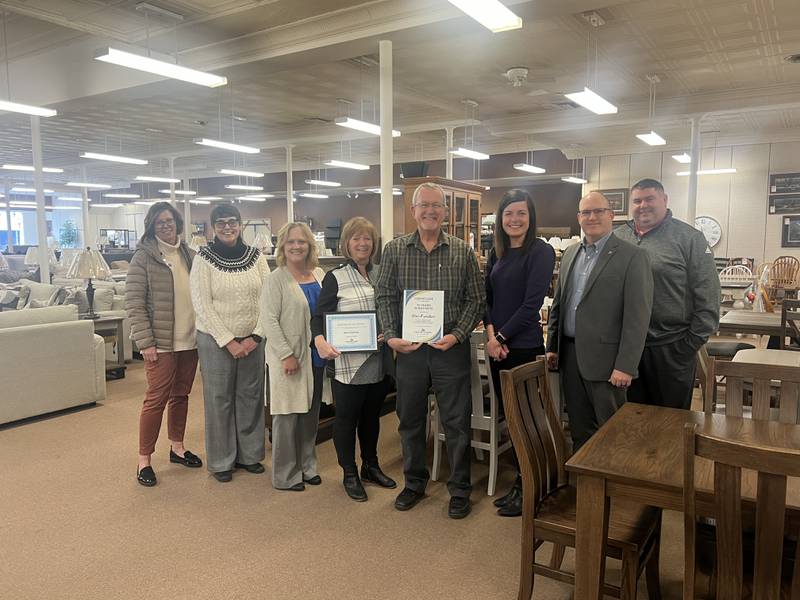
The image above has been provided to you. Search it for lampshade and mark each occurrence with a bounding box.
[189,234,208,252]
[59,248,81,269]
[0,253,8,271]
[252,232,273,253]
[23,247,38,266]
[66,247,111,280]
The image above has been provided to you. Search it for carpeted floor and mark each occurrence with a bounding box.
[1,361,687,599]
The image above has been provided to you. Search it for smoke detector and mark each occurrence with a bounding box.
[505,67,529,87]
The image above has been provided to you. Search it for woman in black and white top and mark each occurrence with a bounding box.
[312,217,396,501]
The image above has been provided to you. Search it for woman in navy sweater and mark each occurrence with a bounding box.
[485,188,555,517]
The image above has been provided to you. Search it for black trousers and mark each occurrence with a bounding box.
[331,377,388,470]
[395,342,472,498]
[489,346,545,474]
[628,337,698,410]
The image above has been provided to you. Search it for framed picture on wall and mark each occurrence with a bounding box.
[595,188,628,216]
[770,172,800,195]
[769,195,800,215]
[781,215,800,248]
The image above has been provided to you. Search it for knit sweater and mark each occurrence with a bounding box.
[157,238,196,352]
[190,241,270,348]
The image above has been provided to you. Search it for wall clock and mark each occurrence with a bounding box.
[694,215,722,248]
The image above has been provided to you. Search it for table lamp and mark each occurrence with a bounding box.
[23,247,38,272]
[66,246,111,319]
[252,232,273,254]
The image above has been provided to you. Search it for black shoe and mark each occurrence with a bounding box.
[497,492,522,517]
[235,462,265,474]
[278,482,305,492]
[137,466,157,487]
[494,475,522,507]
[170,449,203,468]
[394,487,425,511]
[448,496,471,519]
[303,475,322,485]
[360,461,397,489]
[343,469,367,502]
[212,470,233,483]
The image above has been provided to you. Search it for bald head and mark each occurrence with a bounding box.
[577,191,614,243]
[579,191,610,211]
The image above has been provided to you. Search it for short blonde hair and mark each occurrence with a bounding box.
[340,217,378,261]
[275,222,319,269]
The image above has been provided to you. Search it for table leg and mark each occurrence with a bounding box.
[575,474,609,600]
[116,320,125,369]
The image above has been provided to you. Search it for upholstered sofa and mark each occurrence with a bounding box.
[0,305,106,425]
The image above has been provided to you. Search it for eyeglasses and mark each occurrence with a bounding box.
[214,218,240,229]
[578,208,610,218]
[413,202,446,211]
[155,218,175,228]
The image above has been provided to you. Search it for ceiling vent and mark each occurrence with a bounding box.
[785,54,800,64]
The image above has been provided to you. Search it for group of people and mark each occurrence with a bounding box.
[125,176,720,522]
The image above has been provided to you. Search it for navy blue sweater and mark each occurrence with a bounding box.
[485,238,555,349]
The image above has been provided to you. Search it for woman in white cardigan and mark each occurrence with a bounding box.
[263,222,330,491]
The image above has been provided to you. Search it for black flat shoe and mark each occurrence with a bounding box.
[212,470,233,483]
[497,492,522,517]
[303,475,322,486]
[394,487,425,511]
[137,466,157,487]
[360,462,397,489]
[494,475,522,507]
[278,482,305,492]
[343,470,367,502]
[448,496,471,519]
[170,449,203,468]
[235,462,265,474]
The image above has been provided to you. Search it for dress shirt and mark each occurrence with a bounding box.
[563,231,612,338]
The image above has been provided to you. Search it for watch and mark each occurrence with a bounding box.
[495,332,507,345]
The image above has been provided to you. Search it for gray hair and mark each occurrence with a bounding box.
[411,182,447,207]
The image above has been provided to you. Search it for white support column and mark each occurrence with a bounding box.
[285,145,294,223]
[31,115,49,282]
[687,117,701,224]
[183,177,192,242]
[169,157,176,204]
[4,176,13,253]
[80,167,90,248]
[379,39,394,247]
[445,126,454,180]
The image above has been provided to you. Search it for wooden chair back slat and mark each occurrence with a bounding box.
[754,472,788,599]
[781,382,800,424]
[770,256,800,289]
[715,461,744,599]
[781,299,800,351]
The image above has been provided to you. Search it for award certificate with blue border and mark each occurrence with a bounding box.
[325,311,378,352]
[402,290,444,343]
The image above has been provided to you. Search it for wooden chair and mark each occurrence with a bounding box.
[500,360,662,600]
[704,358,800,424]
[767,256,800,304]
[780,299,800,351]
[683,423,800,599]
[720,264,753,286]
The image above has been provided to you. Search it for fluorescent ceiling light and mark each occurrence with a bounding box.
[564,87,618,115]
[299,192,329,199]
[57,197,86,202]
[365,187,402,195]
[189,199,210,205]
[134,201,156,206]
[225,184,263,191]
[12,187,54,193]
[672,153,692,164]
[94,47,227,88]
[334,117,400,137]
[92,203,123,208]
[635,131,667,146]
[195,196,223,201]
[561,176,588,184]
[51,205,81,210]
[239,194,274,199]
[305,179,341,187]
[2,164,63,173]
[194,138,260,154]
[80,152,148,165]
[219,168,264,178]
[324,159,370,171]
[0,202,5,207]
[677,168,737,176]
[237,196,267,202]
[446,0,522,32]
[158,189,196,196]
[449,147,490,160]
[67,182,111,189]
[136,175,181,183]
[513,163,546,174]
[104,193,141,199]
[10,201,36,206]
[0,100,56,117]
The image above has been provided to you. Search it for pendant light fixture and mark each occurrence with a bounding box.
[564,27,617,115]
[635,75,666,146]
[514,147,546,174]
[449,99,490,160]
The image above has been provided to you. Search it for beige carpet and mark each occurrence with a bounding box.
[0,362,686,599]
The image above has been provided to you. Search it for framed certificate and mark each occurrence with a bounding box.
[325,311,378,352]
[402,290,444,343]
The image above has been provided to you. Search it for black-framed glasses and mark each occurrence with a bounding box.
[214,218,240,229]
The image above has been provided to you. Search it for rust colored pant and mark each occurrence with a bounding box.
[138,349,199,456]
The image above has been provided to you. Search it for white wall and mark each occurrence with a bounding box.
[87,204,148,248]
[584,141,800,263]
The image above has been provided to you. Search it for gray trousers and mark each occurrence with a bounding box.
[395,342,472,498]
[196,331,266,473]
[560,338,625,451]
[271,366,324,489]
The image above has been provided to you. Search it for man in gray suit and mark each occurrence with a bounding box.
[546,192,653,450]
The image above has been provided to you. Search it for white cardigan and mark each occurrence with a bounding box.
[262,266,331,415]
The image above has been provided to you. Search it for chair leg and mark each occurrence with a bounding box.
[487,427,498,496]
[645,522,662,600]
[620,549,638,600]
[473,430,484,460]
[431,409,442,482]
[518,497,536,600]
[549,543,566,570]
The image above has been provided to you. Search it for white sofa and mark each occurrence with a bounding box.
[0,305,106,425]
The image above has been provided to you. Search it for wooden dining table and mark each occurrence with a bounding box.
[717,309,783,337]
[565,402,800,600]
[733,347,800,366]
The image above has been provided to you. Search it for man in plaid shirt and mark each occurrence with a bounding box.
[375,182,485,519]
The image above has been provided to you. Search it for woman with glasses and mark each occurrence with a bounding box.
[190,204,270,483]
[484,189,555,516]
[127,202,202,487]
[263,222,330,491]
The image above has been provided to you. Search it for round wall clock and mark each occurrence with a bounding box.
[694,215,722,248]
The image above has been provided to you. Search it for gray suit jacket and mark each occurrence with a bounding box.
[546,233,653,381]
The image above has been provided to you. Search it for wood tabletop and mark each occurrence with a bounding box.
[718,310,783,336]
[733,348,800,366]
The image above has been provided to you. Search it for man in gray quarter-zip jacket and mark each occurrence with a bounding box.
[615,178,720,410]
